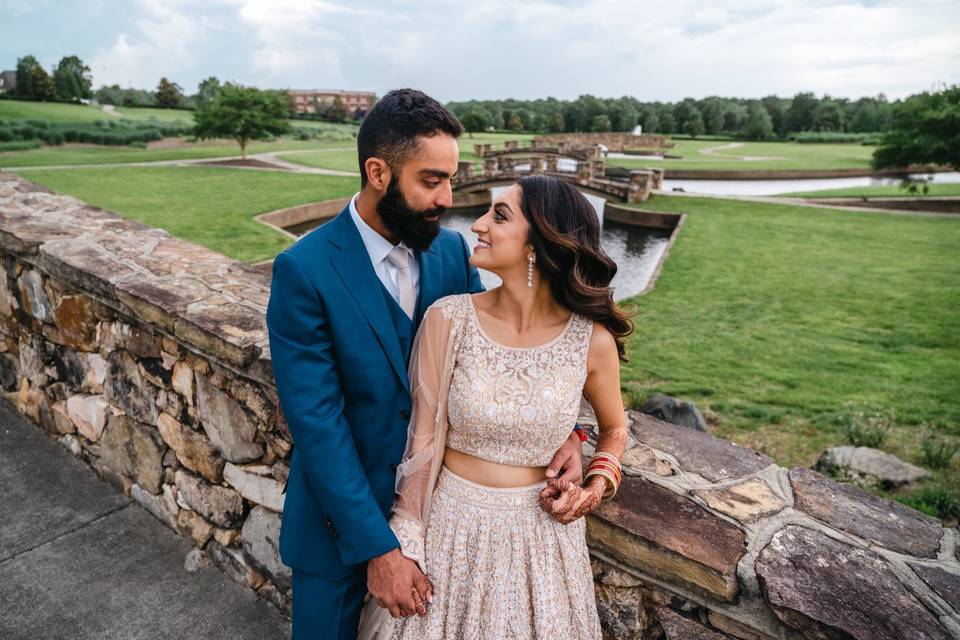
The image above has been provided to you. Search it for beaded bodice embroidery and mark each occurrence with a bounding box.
[442,293,594,467]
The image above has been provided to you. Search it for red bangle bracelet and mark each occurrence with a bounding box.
[573,426,588,442]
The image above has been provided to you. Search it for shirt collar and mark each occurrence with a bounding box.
[348,193,414,266]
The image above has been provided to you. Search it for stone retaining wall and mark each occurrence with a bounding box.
[535,132,673,151]
[1,170,957,639]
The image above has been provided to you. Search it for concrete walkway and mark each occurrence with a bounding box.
[0,398,290,640]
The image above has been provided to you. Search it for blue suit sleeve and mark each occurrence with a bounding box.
[458,232,485,293]
[266,251,399,565]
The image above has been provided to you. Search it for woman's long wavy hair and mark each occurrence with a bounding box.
[517,175,634,361]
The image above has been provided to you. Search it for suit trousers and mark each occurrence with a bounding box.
[292,566,367,640]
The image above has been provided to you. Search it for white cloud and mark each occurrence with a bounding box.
[12,0,960,99]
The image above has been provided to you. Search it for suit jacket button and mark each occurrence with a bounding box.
[399,409,410,420]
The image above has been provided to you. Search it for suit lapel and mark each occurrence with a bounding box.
[414,244,442,328]
[328,208,409,388]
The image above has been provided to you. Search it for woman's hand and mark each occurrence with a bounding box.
[538,475,606,524]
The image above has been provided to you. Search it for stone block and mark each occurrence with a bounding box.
[756,525,949,640]
[104,350,158,424]
[586,475,746,602]
[657,607,732,639]
[224,462,285,512]
[629,411,773,482]
[66,393,109,442]
[195,373,264,463]
[789,467,942,558]
[156,412,225,482]
[692,478,787,523]
[99,414,164,494]
[241,505,291,591]
[174,469,246,529]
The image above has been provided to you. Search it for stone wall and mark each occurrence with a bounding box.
[1,171,958,639]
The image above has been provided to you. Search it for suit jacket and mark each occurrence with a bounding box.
[266,204,484,578]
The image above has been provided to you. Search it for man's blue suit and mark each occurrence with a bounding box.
[265,203,483,639]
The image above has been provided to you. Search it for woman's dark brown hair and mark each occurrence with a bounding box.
[518,175,634,361]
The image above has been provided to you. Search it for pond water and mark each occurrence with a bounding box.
[291,187,673,301]
[442,186,671,300]
[661,171,960,196]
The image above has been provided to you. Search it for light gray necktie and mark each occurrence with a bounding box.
[385,245,415,319]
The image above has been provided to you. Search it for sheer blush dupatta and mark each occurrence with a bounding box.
[358,296,468,639]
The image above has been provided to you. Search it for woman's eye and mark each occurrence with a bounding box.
[494,211,505,221]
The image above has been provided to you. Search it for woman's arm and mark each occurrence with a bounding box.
[539,324,628,524]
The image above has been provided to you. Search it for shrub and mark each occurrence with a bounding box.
[840,402,893,447]
[0,139,42,152]
[920,427,959,469]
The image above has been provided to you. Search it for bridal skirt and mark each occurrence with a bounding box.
[382,465,601,639]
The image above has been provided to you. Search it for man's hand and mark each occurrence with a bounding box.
[538,476,605,524]
[367,548,433,619]
[538,430,583,504]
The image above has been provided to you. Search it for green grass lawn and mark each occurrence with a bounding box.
[605,139,876,172]
[621,194,959,520]
[784,182,960,198]
[13,166,357,262]
[0,138,355,169]
[0,100,195,124]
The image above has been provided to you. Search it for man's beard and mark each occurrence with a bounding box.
[376,176,445,253]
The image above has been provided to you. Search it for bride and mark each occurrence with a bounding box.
[359,175,632,639]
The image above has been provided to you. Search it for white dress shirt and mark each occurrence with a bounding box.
[348,193,420,307]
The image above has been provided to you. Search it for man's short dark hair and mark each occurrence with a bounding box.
[357,88,464,186]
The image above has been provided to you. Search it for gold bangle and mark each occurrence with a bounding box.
[592,450,622,471]
[585,468,617,500]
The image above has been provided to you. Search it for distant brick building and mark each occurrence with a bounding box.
[0,70,16,94]
[287,89,376,118]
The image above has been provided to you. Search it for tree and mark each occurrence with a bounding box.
[196,76,221,106]
[812,99,844,132]
[506,113,524,131]
[15,55,41,100]
[325,96,350,123]
[548,111,565,133]
[30,66,56,101]
[53,56,92,102]
[873,86,960,171]
[742,104,775,140]
[193,83,291,160]
[701,98,724,135]
[156,77,183,108]
[460,110,489,136]
[785,92,817,133]
[591,114,611,132]
[683,111,705,138]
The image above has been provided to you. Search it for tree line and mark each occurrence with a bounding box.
[447,93,898,139]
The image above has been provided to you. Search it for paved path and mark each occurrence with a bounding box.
[0,398,290,640]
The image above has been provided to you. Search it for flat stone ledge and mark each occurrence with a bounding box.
[789,467,943,558]
[629,410,774,482]
[755,524,950,640]
[587,474,747,602]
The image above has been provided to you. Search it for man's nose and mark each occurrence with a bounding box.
[436,183,453,209]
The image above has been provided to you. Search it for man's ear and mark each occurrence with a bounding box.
[364,157,392,192]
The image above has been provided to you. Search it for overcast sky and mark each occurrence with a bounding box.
[3,0,958,102]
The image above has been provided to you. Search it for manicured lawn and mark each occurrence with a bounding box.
[784,182,960,198]
[0,139,353,169]
[13,166,358,262]
[0,100,195,124]
[620,194,959,518]
[605,139,876,172]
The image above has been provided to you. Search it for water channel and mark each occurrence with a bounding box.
[662,171,960,196]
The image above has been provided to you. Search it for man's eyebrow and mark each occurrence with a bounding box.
[494,202,512,217]
[419,168,452,179]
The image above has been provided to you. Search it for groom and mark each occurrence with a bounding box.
[266,89,584,640]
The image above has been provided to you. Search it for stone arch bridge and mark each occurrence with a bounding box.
[451,139,664,208]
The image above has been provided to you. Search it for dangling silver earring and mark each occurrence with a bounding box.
[527,253,535,288]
